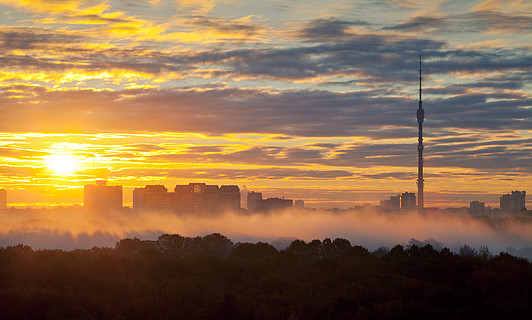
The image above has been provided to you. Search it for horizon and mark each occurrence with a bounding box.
[0,181,528,210]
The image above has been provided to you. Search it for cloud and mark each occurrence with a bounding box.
[384,15,449,32]
[112,167,354,181]
[471,0,532,14]
[295,18,369,41]
[386,11,532,34]
[0,83,530,144]
[175,0,224,14]
[0,26,84,50]
[183,15,263,37]
[0,0,85,14]
[465,11,532,33]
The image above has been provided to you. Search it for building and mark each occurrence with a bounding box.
[190,183,220,213]
[470,201,485,215]
[262,198,293,212]
[133,185,174,211]
[500,190,526,212]
[132,183,242,213]
[0,189,6,209]
[247,191,263,212]
[219,185,241,211]
[84,180,122,211]
[380,195,400,211]
[172,183,240,213]
[174,184,195,212]
[400,192,416,211]
[294,200,304,208]
[246,191,293,212]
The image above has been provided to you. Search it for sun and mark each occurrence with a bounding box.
[45,154,80,175]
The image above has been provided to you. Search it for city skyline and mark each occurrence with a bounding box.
[1,182,527,213]
[0,0,531,209]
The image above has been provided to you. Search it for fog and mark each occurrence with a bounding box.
[1,208,531,259]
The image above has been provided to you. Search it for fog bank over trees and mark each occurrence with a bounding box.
[1,208,532,259]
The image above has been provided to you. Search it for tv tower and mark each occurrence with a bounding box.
[417,54,424,212]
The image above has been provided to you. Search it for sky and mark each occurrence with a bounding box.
[0,0,531,209]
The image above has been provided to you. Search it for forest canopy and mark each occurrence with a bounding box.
[1,233,531,320]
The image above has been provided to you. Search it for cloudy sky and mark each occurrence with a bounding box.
[0,0,530,208]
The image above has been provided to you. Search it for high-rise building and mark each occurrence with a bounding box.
[174,184,195,213]
[247,191,263,212]
[470,201,485,215]
[219,185,240,211]
[401,192,416,211]
[191,183,220,213]
[246,191,293,212]
[172,183,241,213]
[500,190,526,212]
[133,185,173,211]
[262,198,293,212]
[84,180,122,211]
[0,189,6,209]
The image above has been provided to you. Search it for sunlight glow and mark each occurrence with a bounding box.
[45,154,80,175]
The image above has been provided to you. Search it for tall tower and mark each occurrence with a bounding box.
[417,55,424,212]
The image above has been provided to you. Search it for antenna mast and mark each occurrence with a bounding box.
[417,54,424,213]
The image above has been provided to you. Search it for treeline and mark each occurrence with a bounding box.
[1,234,532,320]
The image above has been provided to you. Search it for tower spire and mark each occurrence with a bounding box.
[417,54,424,213]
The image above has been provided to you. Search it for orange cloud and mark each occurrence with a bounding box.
[472,0,532,13]
[176,0,233,14]
[0,0,84,14]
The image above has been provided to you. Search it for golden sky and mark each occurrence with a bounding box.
[0,0,531,208]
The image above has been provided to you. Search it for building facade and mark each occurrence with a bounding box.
[133,185,174,211]
[380,195,400,211]
[84,180,122,211]
[470,201,485,215]
[400,192,416,211]
[500,190,526,212]
[219,185,241,211]
[246,191,293,212]
[247,191,263,212]
[133,183,240,214]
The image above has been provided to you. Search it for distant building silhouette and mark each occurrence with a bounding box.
[0,189,6,209]
[174,184,195,212]
[246,191,293,212]
[133,185,173,211]
[294,200,304,208]
[219,185,241,211]
[380,195,400,211]
[134,183,240,213]
[247,191,263,212]
[84,180,122,211]
[262,198,293,212]
[469,201,485,215]
[191,183,220,212]
[500,190,526,212]
[400,192,416,211]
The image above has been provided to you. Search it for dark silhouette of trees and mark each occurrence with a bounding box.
[1,234,532,319]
